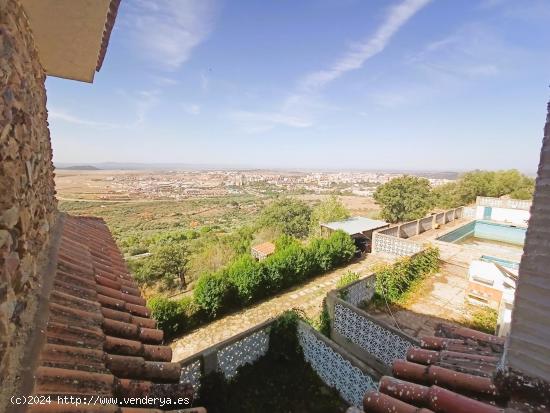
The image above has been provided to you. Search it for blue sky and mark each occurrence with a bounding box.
[47,0,550,172]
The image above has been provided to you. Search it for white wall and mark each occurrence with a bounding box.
[475,206,530,225]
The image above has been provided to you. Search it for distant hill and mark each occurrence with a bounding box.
[58,165,100,171]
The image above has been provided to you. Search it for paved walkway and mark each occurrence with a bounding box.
[367,261,470,338]
[170,254,387,361]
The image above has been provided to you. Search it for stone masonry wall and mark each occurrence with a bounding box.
[0,0,57,381]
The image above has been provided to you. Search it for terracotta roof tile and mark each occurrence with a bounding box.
[34,367,115,396]
[251,241,276,256]
[28,215,201,411]
[361,323,550,412]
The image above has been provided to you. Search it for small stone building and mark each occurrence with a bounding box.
[251,241,276,260]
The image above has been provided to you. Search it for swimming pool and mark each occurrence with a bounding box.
[480,255,520,270]
[437,220,526,246]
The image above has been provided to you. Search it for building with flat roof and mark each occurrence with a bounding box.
[321,216,389,239]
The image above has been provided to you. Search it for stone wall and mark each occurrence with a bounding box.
[0,0,57,381]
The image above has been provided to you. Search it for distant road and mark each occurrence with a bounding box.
[57,197,177,203]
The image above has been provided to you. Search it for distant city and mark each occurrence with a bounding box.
[55,167,456,201]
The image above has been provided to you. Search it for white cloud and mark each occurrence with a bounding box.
[409,25,507,80]
[227,110,313,134]
[48,109,120,129]
[152,75,180,86]
[49,89,160,129]
[228,0,430,133]
[183,103,201,115]
[300,0,432,91]
[126,0,218,70]
[135,90,160,125]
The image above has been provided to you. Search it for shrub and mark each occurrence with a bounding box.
[312,300,331,337]
[188,230,356,328]
[375,246,440,302]
[336,271,360,290]
[263,243,310,290]
[224,255,266,303]
[194,272,235,317]
[274,234,300,250]
[178,295,204,331]
[326,230,356,267]
[148,295,205,337]
[309,230,356,272]
[148,296,184,336]
[465,306,498,334]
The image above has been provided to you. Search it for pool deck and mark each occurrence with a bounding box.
[410,218,523,264]
[367,217,524,338]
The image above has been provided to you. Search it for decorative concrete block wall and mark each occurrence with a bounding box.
[337,274,376,307]
[0,0,57,380]
[178,320,272,395]
[371,232,423,257]
[177,318,381,408]
[297,321,378,408]
[331,300,418,371]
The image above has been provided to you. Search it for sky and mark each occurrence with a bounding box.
[46,0,550,172]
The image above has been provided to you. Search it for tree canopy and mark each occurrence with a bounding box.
[258,198,312,238]
[375,170,534,222]
[373,176,433,223]
[133,243,189,289]
[433,169,534,208]
[310,196,350,235]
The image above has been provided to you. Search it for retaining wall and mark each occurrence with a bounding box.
[326,292,418,375]
[178,319,273,396]
[178,317,379,408]
[371,232,423,257]
[371,207,464,257]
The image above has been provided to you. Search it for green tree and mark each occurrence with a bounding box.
[435,169,535,207]
[258,198,312,238]
[373,176,433,223]
[134,243,189,289]
[310,196,350,235]
[432,182,462,209]
[456,170,497,204]
[510,186,534,200]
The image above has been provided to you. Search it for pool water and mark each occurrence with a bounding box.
[480,255,520,270]
[437,220,526,246]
